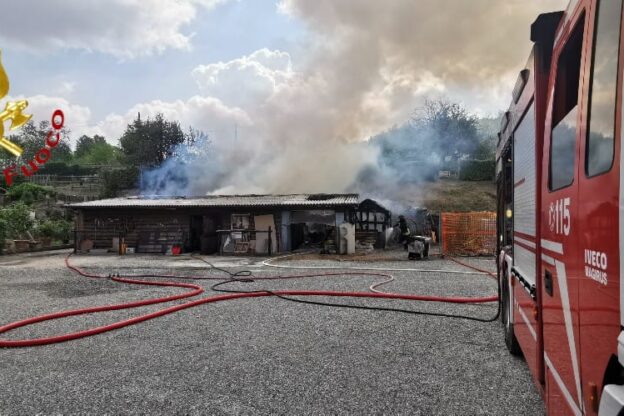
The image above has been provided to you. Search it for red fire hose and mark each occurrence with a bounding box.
[0,255,498,348]
[449,257,497,278]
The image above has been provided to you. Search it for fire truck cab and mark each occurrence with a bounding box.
[497,1,624,414]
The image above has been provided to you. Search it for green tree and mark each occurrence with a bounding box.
[101,167,139,197]
[75,134,107,159]
[472,137,496,160]
[413,99,480,163]
[474,115,500,161]
[75,138,122,165]
[119,113,186,167]
[1,120,72,164]
[83,142,122,165]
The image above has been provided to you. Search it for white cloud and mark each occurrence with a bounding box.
[0,0,229,58]
[3,92,253,164]
[94,96,252,143]
[192,49,293,108]
[7,94,93,147]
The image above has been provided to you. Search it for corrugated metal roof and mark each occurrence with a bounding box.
[69,194,359,209]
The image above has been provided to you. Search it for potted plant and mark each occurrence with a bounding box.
[54,220,72,244]
[14,240,30,251]
[2,203,34,251]
[38,220,55,247]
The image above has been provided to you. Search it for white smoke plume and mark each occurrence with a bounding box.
[136,0,566,197]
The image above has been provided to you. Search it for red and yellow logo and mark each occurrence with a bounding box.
[0,50,32,157]
[0,49,65,187]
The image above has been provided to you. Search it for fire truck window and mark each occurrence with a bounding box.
[550,16,585,191]
[586,0,623,177]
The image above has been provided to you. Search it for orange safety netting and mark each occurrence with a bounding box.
[441,212,496,256]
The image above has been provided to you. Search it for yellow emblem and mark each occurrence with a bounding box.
[0,50,32,157]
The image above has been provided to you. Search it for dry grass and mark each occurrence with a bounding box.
[398,179,496,212]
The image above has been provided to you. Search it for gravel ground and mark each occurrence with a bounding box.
[0,250,544,415]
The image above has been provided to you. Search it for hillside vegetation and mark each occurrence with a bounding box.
[400,179,496,212]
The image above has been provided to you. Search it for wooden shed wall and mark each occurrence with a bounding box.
[76,207,285,254]
[79,209,192,252]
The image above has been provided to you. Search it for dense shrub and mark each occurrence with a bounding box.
[459,159,495,181]
[5,183,55,204]
[53,220,72,242]
[37,220,56,238]
[38,162,99,176]
[38,219,72,242]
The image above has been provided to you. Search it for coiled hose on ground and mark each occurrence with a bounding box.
[0,253,499,348]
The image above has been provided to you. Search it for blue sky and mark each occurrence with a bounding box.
[2,0,307,121]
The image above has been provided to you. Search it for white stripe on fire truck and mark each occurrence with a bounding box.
[541,238,563,254]
[544,353,582,416]
[514,236,536,249]
[516,299,537,341]
[541,253,555,266]
[554,259,583,409]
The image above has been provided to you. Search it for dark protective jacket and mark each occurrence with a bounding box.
[397,218,410,236]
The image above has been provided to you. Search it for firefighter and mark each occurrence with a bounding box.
[395,215,411,250]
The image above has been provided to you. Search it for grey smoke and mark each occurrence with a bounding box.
[138,0,565,199]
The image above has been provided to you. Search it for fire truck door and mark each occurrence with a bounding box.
[578,0,623,413]
[541,13,585,415]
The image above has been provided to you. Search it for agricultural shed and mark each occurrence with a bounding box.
[352,199,392,249]
[69,194,359,255]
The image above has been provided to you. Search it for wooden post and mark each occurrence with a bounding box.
[439,213,444,258]
[268,226,272,256]
[118,231,123,255]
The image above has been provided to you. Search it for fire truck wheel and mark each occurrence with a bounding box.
[501,272,522,356]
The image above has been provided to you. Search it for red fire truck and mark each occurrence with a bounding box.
[497,1,624,414]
